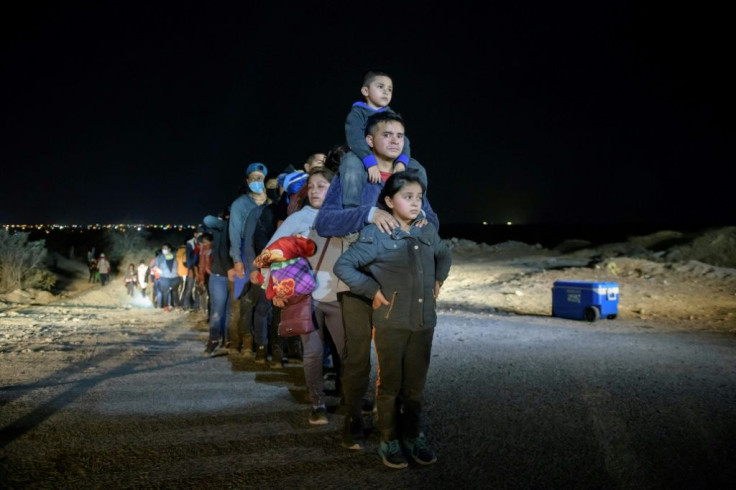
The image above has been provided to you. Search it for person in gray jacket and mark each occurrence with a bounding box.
[334,170,451,469]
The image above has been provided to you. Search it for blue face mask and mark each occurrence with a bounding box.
[248,181,265,194]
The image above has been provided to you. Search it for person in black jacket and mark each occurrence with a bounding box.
[334,170,451,469]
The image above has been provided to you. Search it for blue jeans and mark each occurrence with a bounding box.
[339,151,429,209]
[208,274,231,342]
[158,277,180,308]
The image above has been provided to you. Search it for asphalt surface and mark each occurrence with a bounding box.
[1,311,735,489]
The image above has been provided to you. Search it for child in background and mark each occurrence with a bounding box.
[334,170,451,469]
[124,264,137,297]
[340,70,415,208]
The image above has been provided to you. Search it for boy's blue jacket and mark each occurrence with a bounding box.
[346,102,411,168]
[314,163,438,238]
[333,223,451,331]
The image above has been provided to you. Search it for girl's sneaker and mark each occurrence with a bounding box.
[402,432,437,465]
[308,406,328,425]
[378,439,408,469]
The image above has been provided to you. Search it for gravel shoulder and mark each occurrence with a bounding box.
[1,228,735,488]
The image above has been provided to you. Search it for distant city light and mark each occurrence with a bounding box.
[482,221,488,226]
[506,221,513,226]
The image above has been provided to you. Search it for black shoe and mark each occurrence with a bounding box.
[379,439,408,469]
[255,346,267,364]
[270,346,284,369]
[341,416,364,450]
[403,432,437,465]
[203,341,218,357]
[308,406,328,426]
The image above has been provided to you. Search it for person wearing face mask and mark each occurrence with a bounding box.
[153,243,181,312]
[228,162,269,356]
[240,171,291,364]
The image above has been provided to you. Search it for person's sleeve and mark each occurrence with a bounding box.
[333,235,381,300]
[432,227,452,282]
[242,209,261,266]
[315,176,373,237]
[228,198,243,263]
[345,106,375,168]
[203,215,222,231]
[264,214,299,248]
[421,198,439,231]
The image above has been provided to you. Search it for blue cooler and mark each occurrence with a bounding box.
[552,281,619,322]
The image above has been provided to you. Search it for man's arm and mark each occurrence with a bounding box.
[228,197,245,265]
[314,176,374,237]
[242,206,264,269]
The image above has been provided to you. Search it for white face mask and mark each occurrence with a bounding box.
[162,249,170,254]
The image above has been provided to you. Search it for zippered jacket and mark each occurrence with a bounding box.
[333,222,451,331]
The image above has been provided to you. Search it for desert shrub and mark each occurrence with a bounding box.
[0,229,53,293]
[104,229,151,264]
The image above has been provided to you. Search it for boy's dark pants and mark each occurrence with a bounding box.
[339,292,374,421]
[373,327,434,441]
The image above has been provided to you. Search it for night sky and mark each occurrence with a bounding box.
[1,1,732,226]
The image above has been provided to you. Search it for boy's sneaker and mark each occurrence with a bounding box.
[378,439,408,469]
[254,346,267,364]
[402,432,437,465]
[308,406,328,426]
[341,416,364,450]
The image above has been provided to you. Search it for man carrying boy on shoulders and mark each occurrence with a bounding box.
[315,111,438,450]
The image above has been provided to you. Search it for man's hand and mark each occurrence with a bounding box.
[272,297,286,308]
[249,269,261,285]
[367,165,381,184]
[372,209,398,234]
[433,280,443,298]
[233,262,245,278]
[372,289,390,310]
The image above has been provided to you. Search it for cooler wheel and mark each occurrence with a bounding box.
[584,306,600,322]
[607,314,617,320]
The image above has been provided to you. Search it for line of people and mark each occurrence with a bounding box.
[199,70,451,469]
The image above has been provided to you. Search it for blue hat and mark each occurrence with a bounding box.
[283,171,308,196]
[276,173,288,189]
[246,162,267,177]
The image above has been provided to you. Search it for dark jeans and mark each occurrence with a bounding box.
[159,277,181,308]
[229,280,255,351]
[181,274,195,309]
[373,327,434,441]
[252,287,273,349]
[208,274,230,342]
[99,273,109,286]
[339,152,428,208]
[339,292,374,420]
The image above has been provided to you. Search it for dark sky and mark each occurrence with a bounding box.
[1,1,732,225]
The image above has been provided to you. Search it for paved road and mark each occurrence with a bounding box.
[1,311,735,489]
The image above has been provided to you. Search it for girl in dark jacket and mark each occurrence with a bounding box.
[334,170,451,469]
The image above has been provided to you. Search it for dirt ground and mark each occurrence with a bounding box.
[441,226,736,333]
[1,226,734,384]
[0,226,734,487]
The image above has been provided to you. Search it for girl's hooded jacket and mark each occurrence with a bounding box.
[334,222,451,331]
